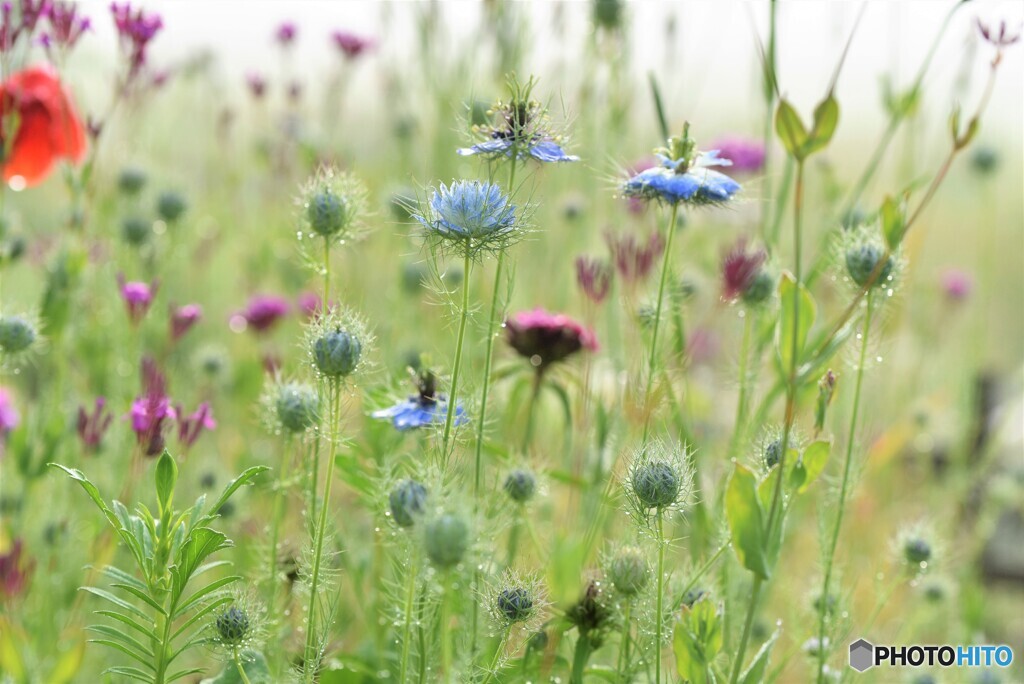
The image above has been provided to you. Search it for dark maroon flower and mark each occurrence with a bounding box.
[0,539,33,599]
[110,2,163,79]
[177,401,215,448]
[505,308,598,372]
[977,18,1021,48]
[117,273,157,325]
[606,230,664,285]
[721,239,767,301]
[708,137,766,174]
[246,72,266,99]
[77,397,113,452]
[169,303,202,342]
[575,256,613,304]
[330,30,374,59]
[275,21,296,46]
[238,295,289,334]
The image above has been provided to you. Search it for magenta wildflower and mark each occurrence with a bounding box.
[110,2,163,79]
[0,387,19,444]
[0,540,33,600]
[177,401,215,448]
[331,30,374,59]
[941,269,973,302]
[505,308,598,372]
[246,72,267,99]
[77,397,113,452]
[297,291,330,320]
[118,274,157,325]
[575,256,613,304]
[721,239,767,301]
[707,137,766,174]
[275,21,296,47]
[1,0,48,52]
[238,295,289,334]
[129,357,175,456]
[606,230,665,286]
[40,1,91,52]
[169,303,202,342]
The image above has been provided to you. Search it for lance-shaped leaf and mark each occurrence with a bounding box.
[726,463,770,580]
[776,273,816,372]
[775,99,808,158]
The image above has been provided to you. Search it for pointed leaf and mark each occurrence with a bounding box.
[739,628,781,684]
[104,666,156,683]
[81,587,151,621]
[775,99,808,159]
[155,450,178,514]
[805,94,839,155]
[793,440,831,493]
[726,464,770,580]
[881,195,906,250]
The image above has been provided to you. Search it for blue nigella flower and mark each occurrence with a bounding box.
[372,370,468,431]
[623,150,741,206]
[457,137,579,163]
[414,180,518,256]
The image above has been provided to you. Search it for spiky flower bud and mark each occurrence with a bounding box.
[764,438,782,469]
[312,328,362,378]
[215,606,250,646]
[300,167,366,244]
[741,270,775,305]
[504,469,536,503]
[903,537,932,565]
[0,316,36,354]
[845,243,894,288]
[625,440,692,518]
[157,191,187,223]
[389,479,427,528]
[306,189,349,237]
[496,586,534,623]
[608,547,649,596]
[274,382,319,433]
[631,461,680,509]
[424,512,469,568]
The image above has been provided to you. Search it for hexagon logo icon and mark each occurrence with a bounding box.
[849,638,874,672]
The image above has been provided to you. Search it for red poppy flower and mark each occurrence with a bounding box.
[0,66,87,187]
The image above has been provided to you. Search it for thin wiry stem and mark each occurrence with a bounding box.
[642,203,680,442]
[655,509,666,684]
[440,250,473,464]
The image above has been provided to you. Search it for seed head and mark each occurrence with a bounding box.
[424,512,469,569]
[274,382,319,433]
[215,605,250,646]
[504,469,536,503]
[389,479,427,528]
[0,316,36,354]
[312,328,362,378]
[607,546,649,596]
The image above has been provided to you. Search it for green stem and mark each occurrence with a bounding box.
[440,250,473,465]
[323,237,331,307]
[727,312,755,460]
[303,381,342,681]
[480,627,511,684]
[440,574,453,680]
[728,576,763,684]
[759,0,778,243]
[522,371,543,452]
[417,580,428,684]
[234,652,253,684]
[815,290,874,684]
[654,509,666,684]
[570,633,594,684]
[474,251,505,496]
[267,435,293,606]
[673,541,730,611]
[616,598,632,677]
[642,203,680,441]
[399,558,418,684]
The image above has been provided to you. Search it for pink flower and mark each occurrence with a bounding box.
[505,308,598,371]
[575,256,613,304]
[275,21,296,46]
[128,357,175,456]
[177,401,215,448]
[169,303,202,341]
[297,291,328,320]
[246,72,267,99]
[721,238,767,301]
[0,387,19,436]
[118,273,157,325]
[941,269,973,302]
[0,539,33,600]
[331,30,374,59]
[238,295,289,334]
[77,397,113,452]
[707,137,766,174]
[110,2,163,79]
[606,230,665,285]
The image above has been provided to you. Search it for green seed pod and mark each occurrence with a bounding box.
[504,469,536,503]
[389,479,427,528]
[631,461,681,509]
[424,513,469,569]
[0,316,36,353]
[275,383,319,433]
[608,546,649,596]
[845,243,894,288]
[157,191,187,222]
[312,328,362,378]
[215,606,250,646]
[496,586,534,623]
[306,189,348,237]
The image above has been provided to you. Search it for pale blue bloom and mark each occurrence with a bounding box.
[414,181,517,252]
[457,137,579,163]
[372,396,467,431]
[623,151,741,205]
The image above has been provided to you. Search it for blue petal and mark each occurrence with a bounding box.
[456,139,513,157]
[528,141,579,163]
[688,168,741,200]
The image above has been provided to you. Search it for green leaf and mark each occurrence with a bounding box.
[776,273,816,372]
[881,195,906,250]
[739,628,781,684]
[198,651,271,684]
[805,94,839,155]
[726,464,770,580]
[155,451,178,514]
[195,466,268,528]
[171,596,233,642]
[50,464,120,532]
[104,666,156,683]
[792,440,832,493]
[85,625,155,661]
[173,528,230,595]
[775,99,808,158]
[173,575,240,619]
[81,587,151,621]
[95,610,156,641]
[88,639,155,670]
[673,599,723,684]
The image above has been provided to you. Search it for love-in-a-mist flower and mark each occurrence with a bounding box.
[414,180,519,258]
[372,368,467,431]
[0,66,87,186]
[177,401,215,448]
[0,539,33,599]
[505,308,598,372]
[169,303,201,342]
[238,295,289,334]
[110,3,163,80]
[622,125,741,206]
[722,238,773,304]
[457,75,578,163]
[77,397,112,452]
[707,136,766,174]
[606,230,664,285]
[575,256,612,304]
[117,274,157,325]
[331,30,374,59]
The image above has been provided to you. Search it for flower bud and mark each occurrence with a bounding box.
[157,191,187,222]
[496,586,534,623]
[306,189,349,237]
[504,469,536,503]
[215,606,250,646]
[741,270,774,305]
[0,316,36,353]
[118,166,147,195]
[764,438,782,469]
[122,216,151,246]
[424,512,469,568]
[631,461,681,509]
[845,243,893,288]
[312,328,362,378]
[903,537,931,565]
[389,479,427,528]
[608,547,649,596]
[275,383,319,433]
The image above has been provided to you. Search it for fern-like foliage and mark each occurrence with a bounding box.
[51,451,267,684]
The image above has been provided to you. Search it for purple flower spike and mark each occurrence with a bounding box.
[110,2,163,78]
[177,401,215,448]
[238,295,290,334]
[331,30,374,59]
[170,303,202,342]
[77,397,113,452]
[118,273,158,325]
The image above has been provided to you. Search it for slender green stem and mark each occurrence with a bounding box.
[759,0,778,244]
[234,652,253,684]
[815,290,874,684]
[399,558,419,684]
[728,577,763,684]
[673,541,730,611]
[570,633,594,684]
[440,250,473,464]
[506,516,520,568]
[616,598,632,677]
[441,574,453,679]
[642,203,680,441]
[727,312,755,460]
[267,435,293,606]
[522,371,543,452]
[480,627,511,684]
[417,580,428,684]
[303,381,342,681]
[654,509,666,684]
[323,237,331,306]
